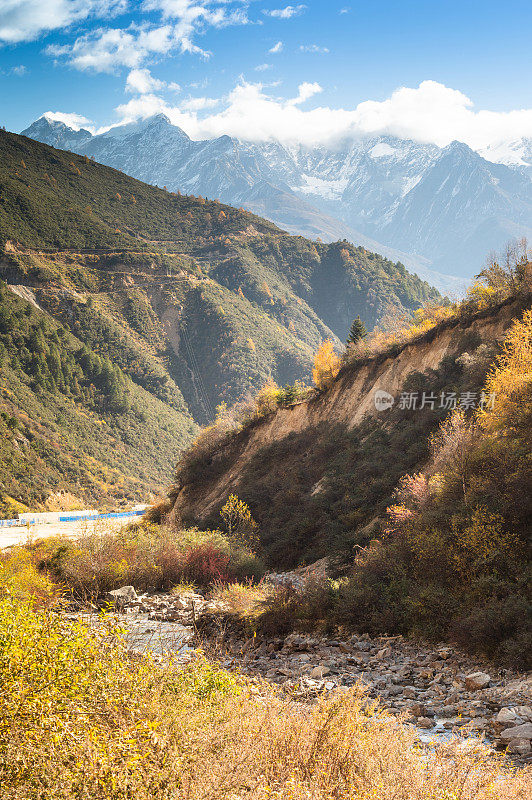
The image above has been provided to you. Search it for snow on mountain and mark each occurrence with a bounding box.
[479,137,532,167]
[22,113,532,286]
[23,116,92,151]
[372,142,531,272]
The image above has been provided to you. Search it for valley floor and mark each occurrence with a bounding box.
[76,587,532,765]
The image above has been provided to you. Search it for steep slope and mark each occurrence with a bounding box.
[165,294,530,568]
[23,114,532,284]
[0,129,438,418]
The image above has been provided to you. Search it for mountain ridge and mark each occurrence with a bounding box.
[22,113,532,287]
[0,128,438,509]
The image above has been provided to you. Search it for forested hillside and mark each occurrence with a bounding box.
[0,282,196,515]
[0,129,439,508]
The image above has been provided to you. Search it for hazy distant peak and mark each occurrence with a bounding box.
[22,116,92,147]
[98,113,189,141]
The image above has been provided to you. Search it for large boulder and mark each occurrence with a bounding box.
[464,672,491,690]
[500,722,532,741]
[496,707,520,726]
[108,585,138,606]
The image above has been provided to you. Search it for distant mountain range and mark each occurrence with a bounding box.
[0,128,438,509]
[24,113,532,292]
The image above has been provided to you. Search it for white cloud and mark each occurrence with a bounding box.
[143,0,250,28]
[11,64,27,75]
[0,0,126,44]
[105,79,532,154]
[142,0,252,58]
[51,79,532,159]
[255,62,271,71]
[114,92,168,122]
[299,44,329,53]
[110,80,339,143]
[46,22,208,71]
[42,110,94,130]
[179,95,219,110]
[126,68,166,93]
[339,6,350,13]
[0,0,250,49]
[48,27,147,71]
[350,80,525,151]
[287,81,322,105]
[44,1,253,71]
[263,5,306,19]
[268,40,282,53]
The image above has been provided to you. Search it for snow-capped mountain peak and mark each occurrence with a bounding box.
[23,116,92,150]
[479,136,532,167]
[100,114,189,141]
[21,115,532,285]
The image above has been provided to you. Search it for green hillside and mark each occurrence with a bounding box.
[0,129,440,508]
[0,283,196,514]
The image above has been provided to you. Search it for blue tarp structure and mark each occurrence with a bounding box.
[0,509,145,528]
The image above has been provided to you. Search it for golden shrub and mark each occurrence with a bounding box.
[478,307,532,434]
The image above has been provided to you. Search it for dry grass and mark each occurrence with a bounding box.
[209,580,270,617]
[1,598,530,800]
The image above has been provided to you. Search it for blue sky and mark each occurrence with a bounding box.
[2,0,532,151]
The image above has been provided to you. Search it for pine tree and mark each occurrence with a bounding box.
[347,315,367,346]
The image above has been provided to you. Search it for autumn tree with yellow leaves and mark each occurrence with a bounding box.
[220,494,259,549]
[478,306,532,435]
[312,340,340,389]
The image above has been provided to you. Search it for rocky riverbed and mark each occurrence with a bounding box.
[76,585,532,764]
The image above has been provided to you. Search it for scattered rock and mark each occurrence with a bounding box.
[72,588,532,764]
[468,718,488,730]
[108,585,138,606]
[500,723,532,741]
[464,672,491,690]
[496,707,520,725]
[506,739,532,756]
[310,665,331,679]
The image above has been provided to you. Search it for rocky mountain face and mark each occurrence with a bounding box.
[23,114,532,287]
[24,116,93,151]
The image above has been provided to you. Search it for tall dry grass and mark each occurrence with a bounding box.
[1,597,530,800]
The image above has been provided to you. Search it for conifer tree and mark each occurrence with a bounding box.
[347,315,367,346]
